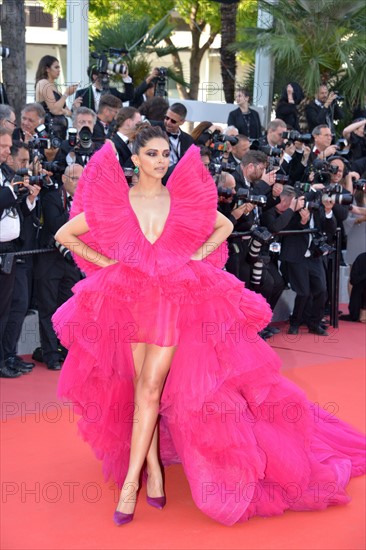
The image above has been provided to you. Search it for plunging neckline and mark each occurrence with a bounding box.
[127,187,172,246]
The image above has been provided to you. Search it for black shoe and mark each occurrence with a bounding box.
[47,360,62,371]
[287,325,299,335]
[308,325,329,336]
[259,329,272,340]
[32,347,44,363]
[267,325,280,335]
[5,356,33,374]
[15,355,35,368]
[0,365,22,378]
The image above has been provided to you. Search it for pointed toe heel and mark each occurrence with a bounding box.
[113,511,134,526]
[146,495,166,510]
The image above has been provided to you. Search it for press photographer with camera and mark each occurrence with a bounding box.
[1,141,42,375]
[130,68,160,108]
[0,129,41,378]
[12,103,46,144]
[54,107,100,176]
[224,151,281,283]
[34,163,84,371]
[305,84,344,134]
[75,50,134,113]
[269,180,338,336]
[92,94,122,144]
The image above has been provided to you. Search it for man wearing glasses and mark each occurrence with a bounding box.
[163,103,194,167]
[0,104,16,132]
[12,103,46,144]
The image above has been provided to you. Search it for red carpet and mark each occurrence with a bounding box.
[1,318,365,550]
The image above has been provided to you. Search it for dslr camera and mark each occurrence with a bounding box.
[281,130,312,145]
[153,67,168,98]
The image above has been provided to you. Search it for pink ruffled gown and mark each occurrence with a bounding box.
[53,143,365,526]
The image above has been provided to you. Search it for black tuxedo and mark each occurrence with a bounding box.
[112,133,133,169]
[305,100,344,134]
[35,188,81,365]
[227,107,262,139]
[168,130,194,163]
[268,204,337,328]
[75,83,134,112]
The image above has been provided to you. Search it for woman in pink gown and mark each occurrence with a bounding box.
[53,125,365,526]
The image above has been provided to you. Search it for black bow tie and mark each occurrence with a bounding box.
[167,132,179,138]
[94,88,102,94]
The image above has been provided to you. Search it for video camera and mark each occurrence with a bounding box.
[91,48,129,90]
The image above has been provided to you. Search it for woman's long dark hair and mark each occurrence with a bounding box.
[35,55,58,84]
[278,82,305,105]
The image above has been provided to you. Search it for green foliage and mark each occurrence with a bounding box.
[175,0,221,32]
[235,0,366,105]
[91,13,188,88]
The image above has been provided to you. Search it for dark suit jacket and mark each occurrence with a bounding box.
[0,163,35,246]
[177,130,194,159]
[75,83,134,112]
[112,133,133,169]
[227,107,262,139]
[129,79,151,109]
[305,101,344,134]
[275,207,337,263]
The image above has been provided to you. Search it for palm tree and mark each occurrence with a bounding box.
[234,0,366,106]
[219,1,239,103]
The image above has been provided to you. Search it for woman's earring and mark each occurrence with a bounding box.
[134,166,139,174]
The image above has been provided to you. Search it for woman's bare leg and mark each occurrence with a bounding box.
[116,343,176,514]
[146,427,164,498]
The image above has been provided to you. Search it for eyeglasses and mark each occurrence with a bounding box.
[164,115,179,125]
[6,119,17,127]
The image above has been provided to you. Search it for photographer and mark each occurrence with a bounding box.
[0,129,40,378]
[274,183,337,335]
[305,84,344,134]
[13,103,46,144]
[34,163,84,370]
[225,151,280,282]
[75,60,134,113]
[54,107,99,175]
[92,94,122,144]
[130,68,160,108]
[2,142,41,375]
